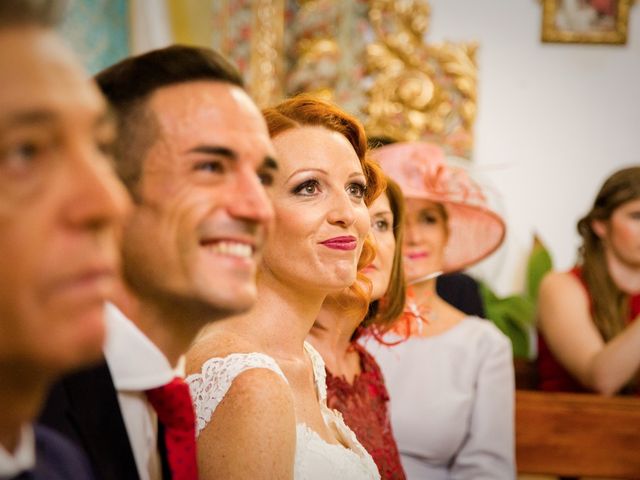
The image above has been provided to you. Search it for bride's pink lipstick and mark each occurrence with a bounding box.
[320,236,358,251]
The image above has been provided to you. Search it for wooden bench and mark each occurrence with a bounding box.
[515,358,539,391]
[516,388,640,478]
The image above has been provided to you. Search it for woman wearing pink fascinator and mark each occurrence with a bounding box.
[366,141,515,479]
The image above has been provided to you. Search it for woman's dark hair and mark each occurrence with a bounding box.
[577,166,640,340]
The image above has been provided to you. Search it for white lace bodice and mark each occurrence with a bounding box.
[186,342,380,479]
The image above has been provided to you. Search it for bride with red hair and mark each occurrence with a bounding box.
[185,95,384,479]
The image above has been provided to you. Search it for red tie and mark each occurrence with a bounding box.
[145,378,198,480]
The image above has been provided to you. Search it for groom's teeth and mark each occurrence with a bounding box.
[207,241,252,258]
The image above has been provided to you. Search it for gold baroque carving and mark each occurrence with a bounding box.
[366,0,477,158]
[285,0,369,114]
[249,0,285,107]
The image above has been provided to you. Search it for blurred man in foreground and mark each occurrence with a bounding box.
[0,0,129,477]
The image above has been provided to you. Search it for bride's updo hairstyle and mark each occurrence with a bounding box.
[263,95,384,206]
[263,95,385,313]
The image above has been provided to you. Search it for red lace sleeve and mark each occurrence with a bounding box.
[325,343,406,480]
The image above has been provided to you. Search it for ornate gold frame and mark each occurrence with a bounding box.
[541,0,632,45]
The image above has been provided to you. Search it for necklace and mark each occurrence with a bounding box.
[407,270,444,286]
[405,294,438,324]
[388,285,439,338]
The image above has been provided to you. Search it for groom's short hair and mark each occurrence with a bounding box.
[95,45,245,194]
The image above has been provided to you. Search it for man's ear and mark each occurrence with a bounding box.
[591,219,608,239]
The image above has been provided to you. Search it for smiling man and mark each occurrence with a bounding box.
[0,1,129,478]
[40,46,277,480]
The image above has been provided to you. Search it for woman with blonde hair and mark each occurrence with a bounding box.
[185,96,384,479]
[538,166,640,395]
[367,141,514,479]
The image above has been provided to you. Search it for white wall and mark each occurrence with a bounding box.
[427,0,640,295]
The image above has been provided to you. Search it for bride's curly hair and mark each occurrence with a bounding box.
[263,95,386,316]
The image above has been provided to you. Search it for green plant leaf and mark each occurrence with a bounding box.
[492,316,530,358]
[479,282,534,358]
[479,234,553,359]
[526,234,553,302]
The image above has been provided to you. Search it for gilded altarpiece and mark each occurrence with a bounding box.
[210,0,477,159]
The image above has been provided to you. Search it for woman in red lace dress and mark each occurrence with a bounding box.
[307,178,407,479]
[538,167,640,395]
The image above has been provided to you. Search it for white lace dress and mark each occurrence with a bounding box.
[186,342,380,479]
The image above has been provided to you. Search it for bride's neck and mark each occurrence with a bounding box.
[241,276,327,357]
[308,297,362,358]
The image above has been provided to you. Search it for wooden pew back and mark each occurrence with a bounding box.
[516,389,640,478]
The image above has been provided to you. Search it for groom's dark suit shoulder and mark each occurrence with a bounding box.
[38,362,139,480]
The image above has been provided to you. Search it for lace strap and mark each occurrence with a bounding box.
[186,352,288,436]
[303,342,327,402]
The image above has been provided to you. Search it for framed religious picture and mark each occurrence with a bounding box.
[541,0,632,44]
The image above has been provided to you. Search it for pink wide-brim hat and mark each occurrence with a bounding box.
[372,141,506,273]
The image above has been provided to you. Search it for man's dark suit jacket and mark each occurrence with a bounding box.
[38,362,163,480]
[12,424,95,480]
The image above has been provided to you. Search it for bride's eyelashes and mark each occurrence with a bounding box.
[291,178,367,200]
[292,178,320,196]
[346,181,366,200]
